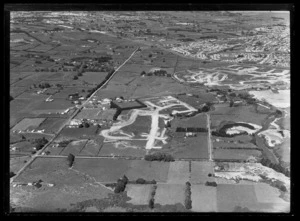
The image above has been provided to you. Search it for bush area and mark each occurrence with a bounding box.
[67,153,75,167]
[148,185,157,209]
[260,158,290,177]
[144,152,175,162]
[114,175,129,193]
[10,171,16,178]
[31,137,49,150]
[176,127,208,132]
[205,181,218,187]
[58,140,73,148]
[184,182,192,209]
[133,178,157,185]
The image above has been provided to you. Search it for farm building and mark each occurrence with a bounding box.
[110,99,147,111]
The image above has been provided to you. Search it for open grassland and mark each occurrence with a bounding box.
[125,184,153,205]
[57,126,99,140]
[98,142,147,157]
[191,185,217,212]
[78,139,103,156]
[166,161,189,184]
[254,183,289,204]
[171,113,207,129]
[33,98,74,114]
[10,155,32,174]
[213,149,262,161]
[170,134,209,159]
[216,184,258,212]
[10,98,49,127]
[10,183,111,212]
[210,104,269,128]
[36,118,67,134]
[10,141,35,155]
[10,86,28,98]
[190,161,215,184]
[60,140,88,156]
[213,141,259,149]
[80,72,107,85]
[154,184,185,206]
[125,160,170,182]
[72,158,132,183]
[122,115,152,137]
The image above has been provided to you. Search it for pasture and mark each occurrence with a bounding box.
[154,184,185,206]
[125,184,153,205]
[191,185,217,212]
[12,118,46,131]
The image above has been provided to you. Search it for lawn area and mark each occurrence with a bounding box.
[125,184,153,205]
[191,185,217,212]
[154,184,185,206]
[166,161,189,184]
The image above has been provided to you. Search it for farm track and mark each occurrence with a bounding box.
[10,48,140,184]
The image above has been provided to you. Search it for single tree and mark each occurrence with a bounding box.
[67,153,75,167]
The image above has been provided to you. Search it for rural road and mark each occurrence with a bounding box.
[206,113,213,161]
[10,48,140,184]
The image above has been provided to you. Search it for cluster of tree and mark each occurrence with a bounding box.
[176,127,208,132]
[144,152,175,162]
[10,171,16,178]
[68,92,79,100]
[272,180,287,192]
[114,175,128,193]
[260,158,290,177]
[32,137,49,150]
[205,181,218,187]
[134,178,157,185]
[79,122,90,128]
[184,182,192,209]
[67,153,75,168]
[238,93,257,104]
[197,104,211,113]
[148,185,157,209]
[37,82,51,89]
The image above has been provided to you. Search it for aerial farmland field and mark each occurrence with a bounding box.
[9,10,291,213]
